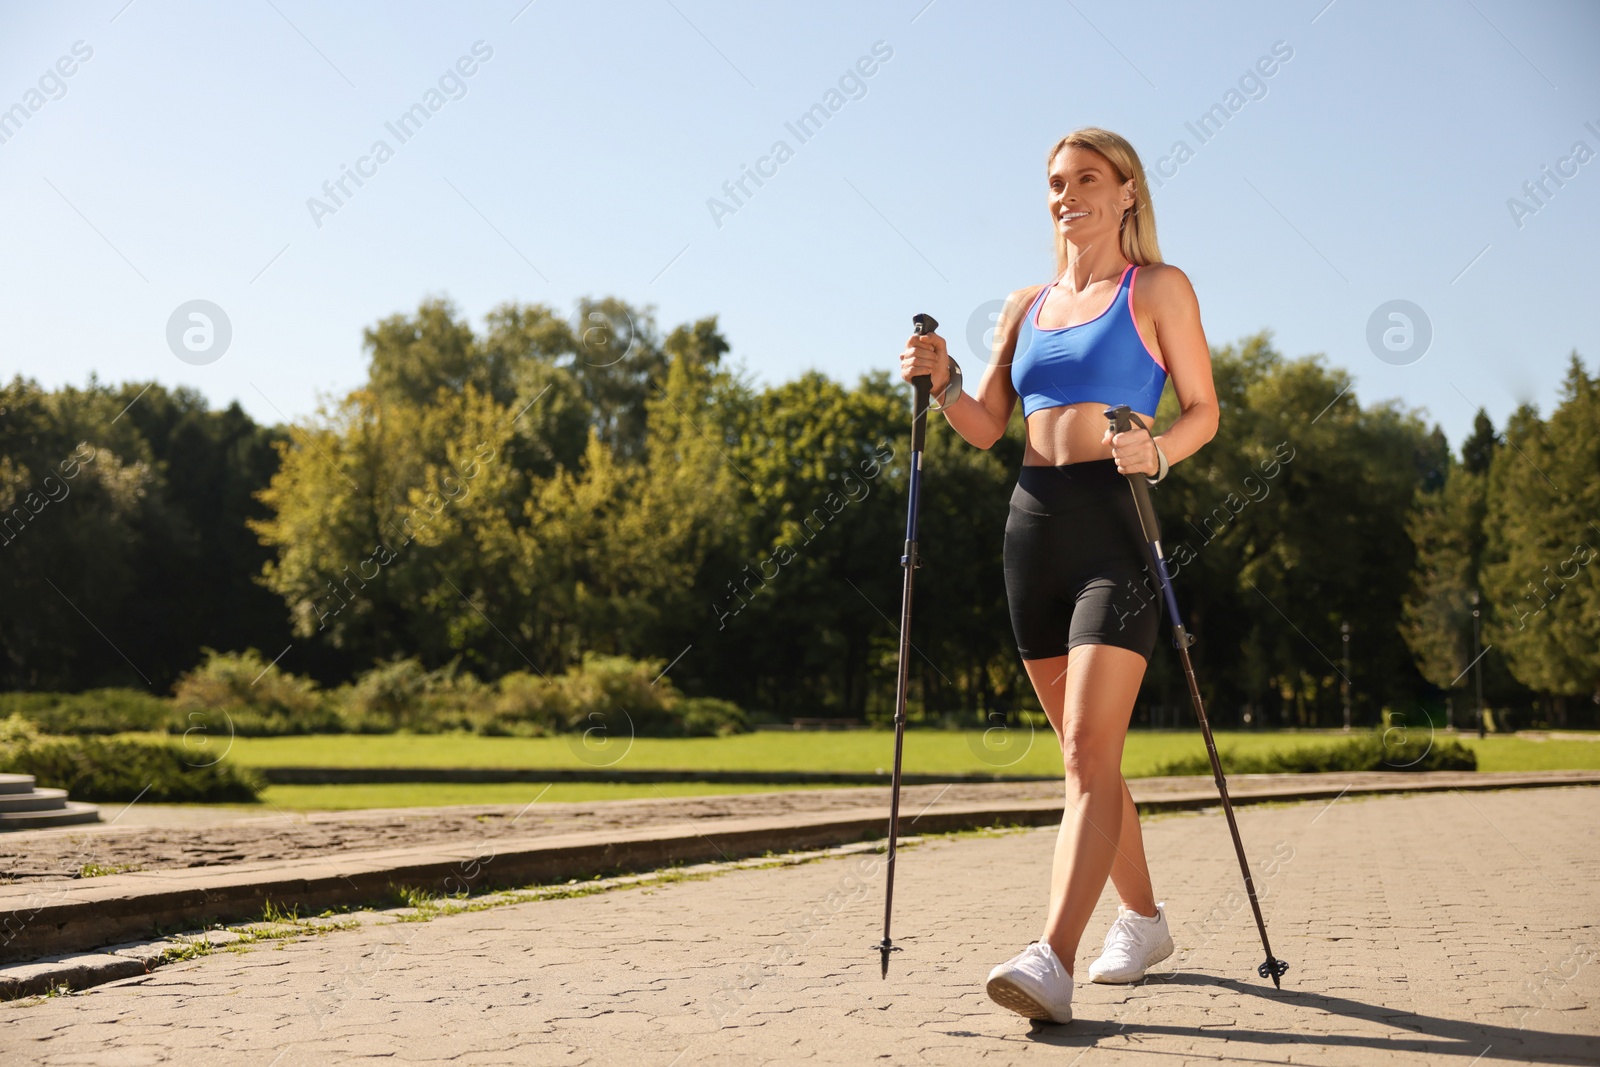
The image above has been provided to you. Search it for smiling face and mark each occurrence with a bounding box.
[1048,144,1136,244]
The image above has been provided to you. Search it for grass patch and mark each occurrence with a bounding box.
[223,729,1600,776]
[79,862,142,878]
[931,822,1039,841]
[16,982,74,1004]
[260,898,301,925]
[157,898,363,965]
[215,729,1342,778]
[1459,735,1600,772]
[1152,734,1477,775]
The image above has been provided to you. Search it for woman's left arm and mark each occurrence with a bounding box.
[1107,263,1220,475]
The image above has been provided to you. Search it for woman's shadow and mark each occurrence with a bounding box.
[1014,972,1593,1064]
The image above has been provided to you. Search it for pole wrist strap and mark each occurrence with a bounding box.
[927,356,963,411]
[1145,440,1170,486]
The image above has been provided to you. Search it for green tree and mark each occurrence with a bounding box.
[0,376,293,692]
[912,396,1027,722]
[479,301,590,479]
[1400,458,1485,690]
[1461,407,1499,475]
[1145,333,1443,728]
[492,316,745,673]
[365,297,505,409]
[1481,355,1600,722]
[1398,410,1529,722]
[115,385,296,683]
[252,307,750,684]
[565,296,670,464]
[250,382,524,673]
[710,369,904,717]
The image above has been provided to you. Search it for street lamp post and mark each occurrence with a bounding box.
[1341,621,1351,732]
[1471,590,1485,739]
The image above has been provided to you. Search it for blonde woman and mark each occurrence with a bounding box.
[896,127,1219,1024]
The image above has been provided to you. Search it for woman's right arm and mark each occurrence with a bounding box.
[897,286,1037,450]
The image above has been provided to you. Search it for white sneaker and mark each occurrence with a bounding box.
[985,941,1074,1023]
[1087,902,1174,983]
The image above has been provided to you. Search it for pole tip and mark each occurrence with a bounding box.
[877,939,899,978]
[1258,957,1289,987]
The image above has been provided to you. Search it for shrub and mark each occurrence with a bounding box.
[1152,732,1478,776]
[427,663,492,731]
[332,656,430,733]
[0,693,55,719]
[172,648,342,736]
[480,670,567,736]
[0,688,175,734]
[0,715,261,803]
[0,713,42,762]
[677,696,750,737]
[476,662,752,738]
[0,653,754,741]
[335,656,489,733]
[555,652,678,736]
[547,654,753,738]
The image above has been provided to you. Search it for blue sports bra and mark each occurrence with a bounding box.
[1011,262,1168,419]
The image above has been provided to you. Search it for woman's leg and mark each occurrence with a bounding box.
[1108,777,1158,916]
[1021,643,1149,975]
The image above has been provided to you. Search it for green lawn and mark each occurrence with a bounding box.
[1464,734,1600,772]
[216,728,1190,779]
[206,729,1600,779]
[113,728,1596,811]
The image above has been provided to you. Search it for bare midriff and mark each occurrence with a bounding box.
[1020,401,1157,467]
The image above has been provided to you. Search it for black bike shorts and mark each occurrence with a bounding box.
[1002,459,1163,662]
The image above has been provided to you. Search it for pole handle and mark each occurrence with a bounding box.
[1104,404,1162,544]
[1107,404,1191,651]
[910,314,937,453]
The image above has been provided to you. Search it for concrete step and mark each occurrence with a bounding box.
[0,787,72,813]
[0,774,37,796]
[0,802,101,832]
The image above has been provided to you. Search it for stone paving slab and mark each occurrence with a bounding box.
[2,786,1595,1065]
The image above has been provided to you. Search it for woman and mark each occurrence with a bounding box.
[896,127,1218,1024]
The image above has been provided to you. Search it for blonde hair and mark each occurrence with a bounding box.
[1046,127,1162,271]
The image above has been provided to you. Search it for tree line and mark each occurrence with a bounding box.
[2,295,1596,729]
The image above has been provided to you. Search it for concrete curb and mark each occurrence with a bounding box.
[2,770,1596,995]
[0,951,150,1000]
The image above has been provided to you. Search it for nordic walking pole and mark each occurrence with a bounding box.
[1104,404,1289,988]
[877,311,937,979]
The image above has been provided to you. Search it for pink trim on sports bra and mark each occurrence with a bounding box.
[1030,263,1133,333]
[1127,266,1168,373]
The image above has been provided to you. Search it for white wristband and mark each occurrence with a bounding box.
[926,356,964,411]
[1145,441,1170,485]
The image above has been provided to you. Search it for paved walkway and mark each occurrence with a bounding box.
[3,786,1596,1065]
[9,771,1592,885]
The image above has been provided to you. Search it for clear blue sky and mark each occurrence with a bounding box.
[2,0,1596,451]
